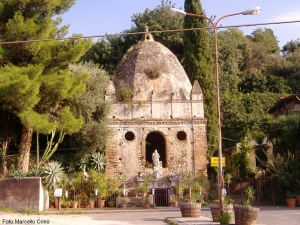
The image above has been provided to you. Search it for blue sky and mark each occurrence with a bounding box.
[61,0,300,48]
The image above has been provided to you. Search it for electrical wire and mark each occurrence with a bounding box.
[0,20,299,45]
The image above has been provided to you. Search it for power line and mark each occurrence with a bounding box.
[0,20,299,45]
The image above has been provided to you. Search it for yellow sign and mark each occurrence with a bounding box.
[210,157,225,167]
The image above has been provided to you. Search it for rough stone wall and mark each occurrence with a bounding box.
[0,177,44,211]
[105,118,207,181]
[192,121,208,177]
[105,131,119,179]
[108,100,203,120]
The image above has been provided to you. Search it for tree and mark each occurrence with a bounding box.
[0,109,20,175]
[0,0,92,172]
[231,138,251,179]
[217,28,245,92]
[271,113,300,155]
[221,91,280,149]
[69,62,110,157]
[248,28,280,54]
[281,38,300,56]
[183,0,217,155]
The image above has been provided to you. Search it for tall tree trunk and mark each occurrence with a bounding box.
[17,125,33,173]
[1,138,9,175]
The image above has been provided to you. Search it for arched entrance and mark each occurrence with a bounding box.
[145,132,166,167]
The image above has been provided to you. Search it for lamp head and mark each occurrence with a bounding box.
[169,8,186,17]
[242,6,261,15]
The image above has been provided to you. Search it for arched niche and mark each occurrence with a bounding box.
[145,131,166,168]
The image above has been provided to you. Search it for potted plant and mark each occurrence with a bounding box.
[62,199,71,209]
[120,197,129,208]
[139,184,149,197]
[234,186,259,225]
[71,171,84,197]
[96,172,109,208]
[71,198,78,209]
[132,188,139,197]
[170,194,178,207]
[89,197,96,209]
[286,190,297,208]
[179,171,206,217]
[139,173,153,197]
[218,211,233,225]
[143,197,151,209]
[210,196,234,223]
[76,192,88,208]
[48,191,55,209]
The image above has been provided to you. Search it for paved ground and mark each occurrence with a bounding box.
[0,206,299,225]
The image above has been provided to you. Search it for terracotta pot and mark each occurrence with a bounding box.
[286,199,296,208]
[171,201,178,207]
[71,202,78,209]
[296,195,300,204]
[144,203,150,209]
[120,202,127,208]
[97,199,106,208]
[89,200,95,209]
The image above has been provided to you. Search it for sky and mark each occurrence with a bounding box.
[61,0,300,49]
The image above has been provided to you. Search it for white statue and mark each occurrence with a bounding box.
[152,150,160,167]
[152,150,162,179]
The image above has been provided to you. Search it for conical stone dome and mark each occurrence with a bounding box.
[113,27,192,101]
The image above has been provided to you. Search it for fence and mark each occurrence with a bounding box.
[72,177,275,209]
[218,177,275,206]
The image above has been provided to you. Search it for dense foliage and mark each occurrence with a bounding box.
[182,0,217,155]
[0,0,92,173]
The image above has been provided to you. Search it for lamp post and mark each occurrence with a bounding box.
[170,6,261,213]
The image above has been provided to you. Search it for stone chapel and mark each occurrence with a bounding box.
[104,28,208,185]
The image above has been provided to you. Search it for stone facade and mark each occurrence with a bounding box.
[105,28,208,184]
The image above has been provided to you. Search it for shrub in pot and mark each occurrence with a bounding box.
[143,197,151,209]
[96,172,109,208]
[169,194,179,207]
[120,197,129,208]
[76,192,88,208]
[286,191,297,208]
[210,196,234,223]
[62,199,71,209]
[179,171,207,218]
[234,186,259,225]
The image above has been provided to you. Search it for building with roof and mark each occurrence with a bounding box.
[268,94,300,116]
[104,28,208,185]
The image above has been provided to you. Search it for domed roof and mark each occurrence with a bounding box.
[113,27,192,101]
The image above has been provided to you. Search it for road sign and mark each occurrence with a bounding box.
[210,157,225,167]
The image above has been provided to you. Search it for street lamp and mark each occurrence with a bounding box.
[170,6,261,213]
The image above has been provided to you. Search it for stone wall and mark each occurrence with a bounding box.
[105,118,207,181]
[108,100,204,120]
[192,120,208,177]
[0,177,44,211]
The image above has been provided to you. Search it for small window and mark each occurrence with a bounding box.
[176,131,187,141]
[125,131,135,141]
